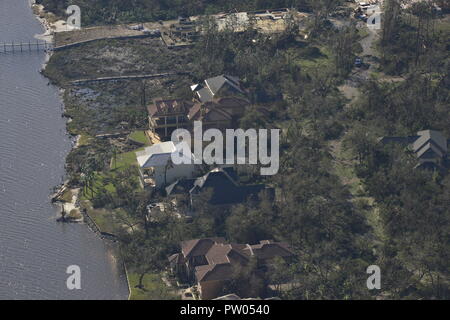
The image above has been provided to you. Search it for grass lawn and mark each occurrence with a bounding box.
[79,171,116,201]
[289,44,333,75]
[112,147,145,170]
[87,206,116,234]
[129,130,150,146]
[80,146,144,202]
[81,201,132,234]
[129,273,179,300]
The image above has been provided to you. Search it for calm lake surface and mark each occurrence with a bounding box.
[0,0,128,299]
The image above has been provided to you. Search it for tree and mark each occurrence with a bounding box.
[111,144,118,169]
[126,190,153,239]
[308,0,341,37]
[226,198,275,244]
[381,0,401,47]
[222,257,267,298]
[267,257,293,294]
[121,231,167,290]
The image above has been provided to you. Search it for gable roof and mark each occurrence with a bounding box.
[206,75,242,96]
[415,142,445,159]
[379,130,449,166]
[191,168,238,190]
[190,169,240,205]
[172,237,294,287]
[187,102,233,122]
[196,87,214,103]
[189,168,269,205]
[195,263,234,282]
[192,239,294,283]
[192,75,245,103]
[205,243,249,266]
[136,141,194,168]
[181,237,226,258]
[413,130,448,155]
[246,240,294,260]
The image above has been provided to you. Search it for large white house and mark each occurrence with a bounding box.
[136,141,197,189]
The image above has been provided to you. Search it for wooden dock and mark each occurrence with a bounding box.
[0,40,53,53]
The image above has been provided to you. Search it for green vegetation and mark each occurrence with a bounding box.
[36,0,313,26]
[42,0,450,299]
[129,273,178,300]
[380,0,450,75]
[81,201,123,234]
[113,148,144,170]
[129,131,150,146]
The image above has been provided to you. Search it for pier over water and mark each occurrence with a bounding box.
[0,40,53,53]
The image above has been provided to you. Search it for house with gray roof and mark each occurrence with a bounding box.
[379,130,449,170]
[165,167,273,207]
[191,75,247,103]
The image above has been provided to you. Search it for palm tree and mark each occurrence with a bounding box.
[81,160,95,198]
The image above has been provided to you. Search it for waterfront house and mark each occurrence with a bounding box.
[147,98,194,139]
[168,238,294,300]
[135,141,197,189]
[147,75,250,139]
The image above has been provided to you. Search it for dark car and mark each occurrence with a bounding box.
[355,57,363,68]
[356,14,368,22]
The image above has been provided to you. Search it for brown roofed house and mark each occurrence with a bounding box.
[148,98,194,138]
[189,75,250,130]
[169,238,294,300]
[147,76,250,140]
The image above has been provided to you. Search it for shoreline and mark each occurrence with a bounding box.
[31,0,73,40]
[31,1,85,222]
[30,1,132,300]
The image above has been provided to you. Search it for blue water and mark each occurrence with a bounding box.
[0,0,128,299]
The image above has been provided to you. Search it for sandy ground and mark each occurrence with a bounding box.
[62,188,80,215]
[31,2,76,43]
[338,19,404,102]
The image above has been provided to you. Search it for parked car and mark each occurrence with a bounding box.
[355,57,363,68]
[357,14,368,22]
